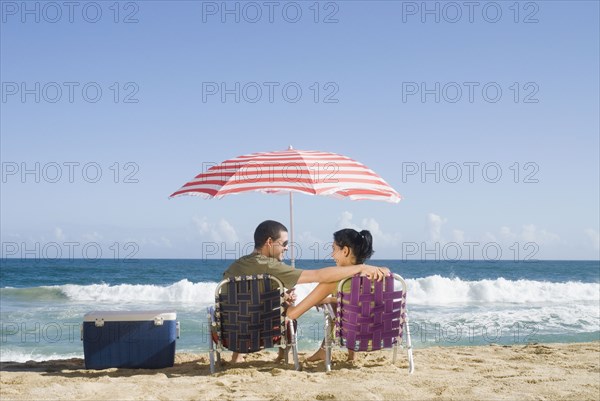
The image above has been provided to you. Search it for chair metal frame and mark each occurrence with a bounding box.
[322,273,414,373]
[208,274,300,373]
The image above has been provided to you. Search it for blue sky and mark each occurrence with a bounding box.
[1,0,599,261]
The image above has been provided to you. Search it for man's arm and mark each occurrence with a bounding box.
[296,264,388,284]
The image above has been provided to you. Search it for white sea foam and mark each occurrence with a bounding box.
[59,280,218,304]
[0,349,83,363]
[405,275,600,305]
[2,275,600,305]
[3,276,598,306]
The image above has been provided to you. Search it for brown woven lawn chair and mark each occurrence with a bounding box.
[208,274,300,373]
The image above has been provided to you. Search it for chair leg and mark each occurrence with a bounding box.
[324,305,334,372]
[209,345,215,374]
[208,311,216,374]
[287,319,300,371]
[404,311,414,374]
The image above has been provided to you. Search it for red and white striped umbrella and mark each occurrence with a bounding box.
[170,147,401,265]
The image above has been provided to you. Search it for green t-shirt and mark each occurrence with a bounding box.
[223,253,303,289]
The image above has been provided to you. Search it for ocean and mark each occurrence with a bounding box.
[1,259,599,362]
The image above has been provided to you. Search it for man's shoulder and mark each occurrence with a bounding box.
[267,258,293,271]
[234,253,267,267]
[223,253,302,288]
[224,253,270,277]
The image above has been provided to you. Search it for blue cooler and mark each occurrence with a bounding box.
[82,310,179,369]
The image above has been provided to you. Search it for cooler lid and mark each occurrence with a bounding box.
[83,310,177,322]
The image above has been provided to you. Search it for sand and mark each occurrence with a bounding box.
[1,342,599,401]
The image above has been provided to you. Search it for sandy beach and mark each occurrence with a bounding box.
[1,342,598,401]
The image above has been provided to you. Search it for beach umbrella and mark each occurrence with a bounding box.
[170,146,401,266]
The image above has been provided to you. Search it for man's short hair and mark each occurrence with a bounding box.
[254,220,288,249]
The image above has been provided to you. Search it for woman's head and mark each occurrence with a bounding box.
[332,229,374,265]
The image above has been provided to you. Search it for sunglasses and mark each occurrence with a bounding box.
[272,239,289,248]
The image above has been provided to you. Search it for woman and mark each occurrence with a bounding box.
[286,228,375,362]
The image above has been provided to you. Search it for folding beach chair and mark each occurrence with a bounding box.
[322,273,414,373]
[208,274,300,373]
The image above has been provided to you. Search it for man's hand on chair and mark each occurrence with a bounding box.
[360,264,390,281]
[283,288,297,307]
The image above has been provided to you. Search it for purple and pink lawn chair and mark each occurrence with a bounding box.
[321,273,414,373]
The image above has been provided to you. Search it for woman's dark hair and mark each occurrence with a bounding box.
[333,229,374,264]
[254,220,288,249]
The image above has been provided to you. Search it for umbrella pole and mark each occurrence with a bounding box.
[289,192,295,267]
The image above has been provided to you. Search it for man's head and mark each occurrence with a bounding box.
[254,220,289,261]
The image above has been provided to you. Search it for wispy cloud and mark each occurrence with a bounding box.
[584,229,600,250]
[54,227,66,242]
[337,211,358,230]
[337,211,402,248]
[193,216,239,243]
[82,232,103,242]
[427,213,447,242]
[452,229,465,243]
[499,224,560,244]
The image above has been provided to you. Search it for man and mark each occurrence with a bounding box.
[223,220,389,363]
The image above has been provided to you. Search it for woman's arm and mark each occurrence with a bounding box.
[286,282,338,320]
